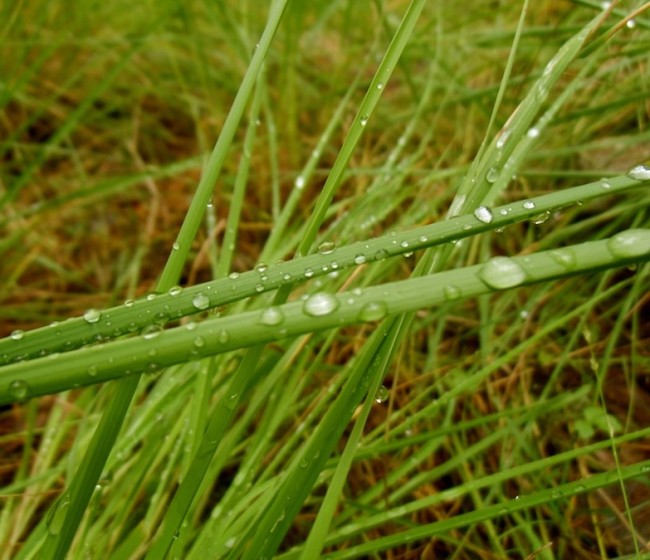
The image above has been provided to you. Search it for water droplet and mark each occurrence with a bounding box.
[443,285,461,301]
[192,293,210,310]
[626,18,636,29]
[124,299,135,308]
[218,330,230,344]
[294,175,305,190]
[376,82,383,90]
[496,129,511,149]
[473,206,494,224]
[600,179,611,189]
[526,127,540,139]
[360,115,369,127]
[479,257,526,289]
[172,242,180,251]
[83,309,101,324]
[449,194,466,217]
[303,292,339,317]
[522,200,536,210]
[8,379,29,401]
[532,211,550,225]
[551,489,563,499]
[607,229,650,258]
[549,249,576,270]
[168,286,182,296]
[193,336,205,348]
[47,495,70,536]
[486,167,499,183]
[228,272,240,280]
[358,301,388,322]
[641,464,650,473]
[10,330,24,341]
[318,241,335,255]
[255,284,264,293]
[375,385,389,403]
[259,307,284,326]
[141,325,162,340]
[304,268,314,278]
[87,365,98,377]
[255,263,268,273]
[146,293,157,301]
[627,164,650,181]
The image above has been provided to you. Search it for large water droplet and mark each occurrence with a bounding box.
[526,127,540,139]
[473,206,494,224]
[607,229,650,258]
[192,293,210,310]
[549,249,577,270]
[479,257,526,289]
[83,309,101,324]
[193,336,205,348]
[8,379,30,401]
[259,307,284,326]
[531,211,550,225]
[375,385,389,403]
[218,330,230,344]
[443,285,461,301]
[496,129,510,149]
[303,293,339,317]
[358,301,388,322]
[141,325,162,340]
[10,330,24,341]
[522,200,536,210]
[627,165,650,181]
[318,241,335,255]
[168,286,183,296]
[486,167,499,183]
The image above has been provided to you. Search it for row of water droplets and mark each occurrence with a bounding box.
[8,165,649,402]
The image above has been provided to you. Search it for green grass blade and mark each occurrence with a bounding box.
[1,174,642,365]
[2,228,647,403]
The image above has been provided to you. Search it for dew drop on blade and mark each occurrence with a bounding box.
[478,257,526,289]
[303,292,339,317]
[607,229,650,258]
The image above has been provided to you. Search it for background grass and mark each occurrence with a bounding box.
[1,1,649,559]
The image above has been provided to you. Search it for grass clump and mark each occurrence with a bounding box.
[1,1,649,559]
